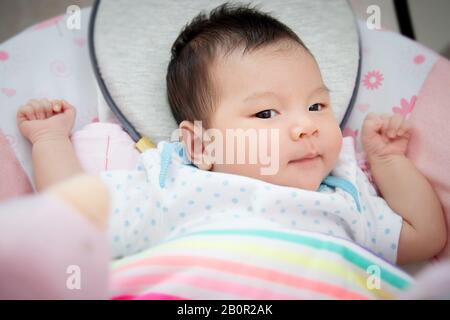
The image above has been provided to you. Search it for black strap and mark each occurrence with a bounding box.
[88,0,142,143]
[394,0,416,40]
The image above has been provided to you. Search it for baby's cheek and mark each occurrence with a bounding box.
[213,162,264,181]
[326,127,343,167]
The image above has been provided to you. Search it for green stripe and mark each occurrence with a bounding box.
[163,229,413,290]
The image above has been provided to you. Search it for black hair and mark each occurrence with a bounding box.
[166,2,309,127]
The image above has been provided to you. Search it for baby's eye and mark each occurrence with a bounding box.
[309,103,325,112]
[254,109,279,119]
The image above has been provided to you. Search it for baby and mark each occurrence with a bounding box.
[17,3,446,265]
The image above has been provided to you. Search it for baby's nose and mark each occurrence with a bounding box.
[290,122,319,141]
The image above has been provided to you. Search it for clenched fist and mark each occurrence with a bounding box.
[17,98,76,144]
[361,113,412,161]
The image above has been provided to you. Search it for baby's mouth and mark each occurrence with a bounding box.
[288,154,322,166]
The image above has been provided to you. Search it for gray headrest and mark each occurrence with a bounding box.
[93,0,359,143]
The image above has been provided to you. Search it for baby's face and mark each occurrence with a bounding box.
[204,42,343,191]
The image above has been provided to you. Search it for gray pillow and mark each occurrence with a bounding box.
[93,0,359,144]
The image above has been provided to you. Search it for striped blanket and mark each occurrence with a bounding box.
[110,228,414,300]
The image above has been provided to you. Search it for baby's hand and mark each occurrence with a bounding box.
[17,99,76,144]
[361,113,412,161]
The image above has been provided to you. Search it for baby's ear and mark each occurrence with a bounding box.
[179,120,213,171]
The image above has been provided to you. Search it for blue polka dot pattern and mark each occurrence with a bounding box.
[103,138,403,263]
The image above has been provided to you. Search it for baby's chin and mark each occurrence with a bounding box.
[268,176,322,191]
[248,170,324,191]
[292,180,322,191]
[267,164,328,191]
[210,164,326,191]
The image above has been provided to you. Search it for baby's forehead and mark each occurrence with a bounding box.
[211,43,321,91]
[215,39,309,62]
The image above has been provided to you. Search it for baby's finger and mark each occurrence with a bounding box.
[28,99,42,113]
[26,100,39,120]
[41,98,54,118]
[362,113,383,137]
[397,119,412,136]
[17,105,34,121]
[364,112,381,123]
[61,99,74,112]
[379,114,391,134]
[36,105,47,120]
[387,114,403,138]
[61,100,76,117]
[52,100,63,113]
[27,99,39,106]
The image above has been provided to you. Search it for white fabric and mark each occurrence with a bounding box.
[101,137,403,263]
[94,0,359,143]
[0,8,98,187]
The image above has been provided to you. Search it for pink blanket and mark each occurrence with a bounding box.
[0,192,109,299]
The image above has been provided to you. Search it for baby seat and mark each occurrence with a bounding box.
[89,0,450,264]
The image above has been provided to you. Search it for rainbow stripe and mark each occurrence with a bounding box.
[110,228,413,300]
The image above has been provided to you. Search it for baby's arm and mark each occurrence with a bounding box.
[17,99,84,191]
[362,113,446,265]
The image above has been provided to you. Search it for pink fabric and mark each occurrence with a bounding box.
[0,193,109,299]
[0,129,33,201]
[355,151,379,194]
[401,260,450,299]
[113,293,187,300]
[407,57,450,259]
[71,123,139,174]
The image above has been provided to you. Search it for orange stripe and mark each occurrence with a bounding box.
[113,272,300,299]
[113,255,368,299]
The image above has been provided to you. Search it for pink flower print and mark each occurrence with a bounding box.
[32,15,64,30]
[392,96,417,116]
[1,88,16,97]
[0,50,9,61]
[362,70,384,90]
[74,37,86,48]
[414,54,425,65]
[50,60,71,78]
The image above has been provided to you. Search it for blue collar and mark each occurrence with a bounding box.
[318,176,362,213]
[159,142,192,188]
